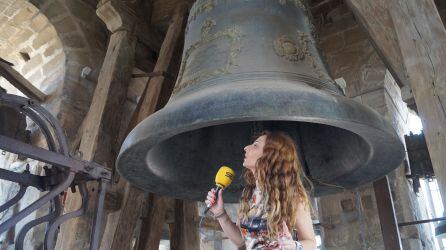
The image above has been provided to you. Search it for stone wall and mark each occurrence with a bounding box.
[0,1,65,248]
[0,0,107,141]
[0,154,47,249]
[1,0,443,249]
[0,0,107,249]
[0,0,65,95]
[313,2,434,249]
[29,0,106,142]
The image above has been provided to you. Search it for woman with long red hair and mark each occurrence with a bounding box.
[205,131,316,249]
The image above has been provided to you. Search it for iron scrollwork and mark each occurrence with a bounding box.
[0,88,110,250]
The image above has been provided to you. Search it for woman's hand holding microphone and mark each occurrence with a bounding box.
[204,166,234,218]
[205,188,226,218]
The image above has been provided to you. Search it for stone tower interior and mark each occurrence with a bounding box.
[0,0,446,249]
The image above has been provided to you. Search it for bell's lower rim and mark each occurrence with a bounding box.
[117,81,404,201]
[117,116,402,201]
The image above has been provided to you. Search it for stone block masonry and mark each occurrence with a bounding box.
[0,0,65,93]
[0,0,107,249]
[312,2,434,249]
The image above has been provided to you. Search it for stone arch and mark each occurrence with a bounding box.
[27,0,107,140]
[29,0,106,80]
[0,1,107,248]
[0,0,65,94]
[1,0,108,140]
[0,3,65,248]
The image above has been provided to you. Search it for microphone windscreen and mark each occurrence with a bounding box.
[215,166,234,189]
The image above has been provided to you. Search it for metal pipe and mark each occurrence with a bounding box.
[45,182,88,250]
[16,172,63,250]
[90,180,107,250]
[0,172,74,235]
[0,135,111,180]
[21,106,57,151]
[15,205,59,250]
[0,185,27,214]
[0,92,68,156]
[0,168,45,190]
[0,91,109,250]
[28,102,69,155]
[398,217,446,227]
[1,94,57,152]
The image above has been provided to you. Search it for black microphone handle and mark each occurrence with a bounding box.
[203,186,222,215]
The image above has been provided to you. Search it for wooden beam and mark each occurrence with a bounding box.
[55,1,137,249]
[183,201,200,249]
[57,30,136,250]
[169,200,183,250]
[391,0,446,208]
[103,189,122,212]
[169,200,200,250]
[0,58,47,102]
[180,201,200,249]
[103,3,187,250]
[78,33,133,161]
[136,194,169,250]
[373,176,402,250]
[345,0,446,215]
[136,3,186,122]
[103,185,144,250]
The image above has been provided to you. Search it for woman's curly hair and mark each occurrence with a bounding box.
[238,131,310,238]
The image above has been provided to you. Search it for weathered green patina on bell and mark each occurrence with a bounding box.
[117,0,404,202]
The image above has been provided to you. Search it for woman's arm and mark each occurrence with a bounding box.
[216,212,245,247]
[294,201,317,249]
[279,201,317,249]
[206,189,245,247]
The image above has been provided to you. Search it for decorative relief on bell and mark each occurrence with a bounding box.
[173,24,242,95]
[272,31,330,82]
[201,19,216,37]
[188,0,216,24]
[273,36,305,61]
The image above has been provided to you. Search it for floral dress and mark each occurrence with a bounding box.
[239,187,303,250]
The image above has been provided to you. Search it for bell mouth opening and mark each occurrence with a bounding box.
[143,120,370,201]
[117,81,404,201]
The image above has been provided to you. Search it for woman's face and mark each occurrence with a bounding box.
[243,135,266,171]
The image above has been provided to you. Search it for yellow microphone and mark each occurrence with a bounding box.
[204,166,235,214]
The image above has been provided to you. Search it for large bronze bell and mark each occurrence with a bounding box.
[117,0,404,202]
